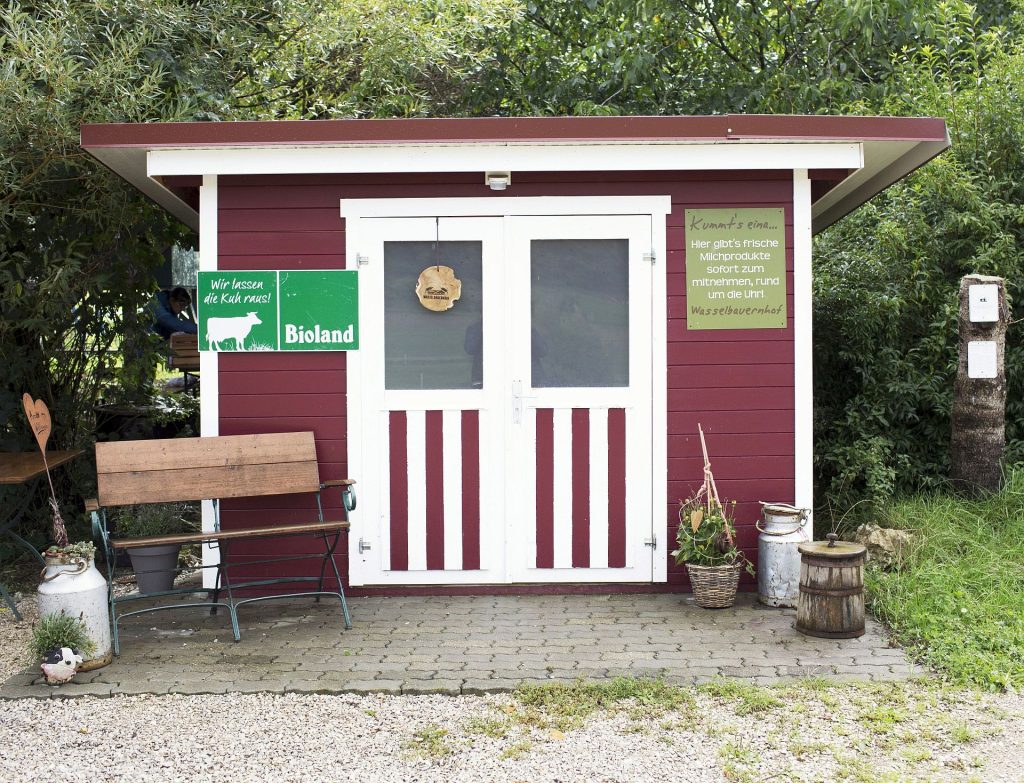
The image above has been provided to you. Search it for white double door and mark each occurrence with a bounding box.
[347,207,656,586]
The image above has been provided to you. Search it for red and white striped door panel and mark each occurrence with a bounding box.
[533,407,629,570]
[382,409,484,573]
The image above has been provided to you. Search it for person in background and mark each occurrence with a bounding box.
[150,287,197,339]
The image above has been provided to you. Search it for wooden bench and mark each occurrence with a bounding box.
[169,332,199,372]
[86,431,354,655]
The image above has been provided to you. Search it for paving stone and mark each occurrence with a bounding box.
[165,682,228,695]
[2,672,36,687]
[220,680,286,694]
[48,683,115,698]
[401,679,463,696]
[0,686,52,699]
[340,680,404,695]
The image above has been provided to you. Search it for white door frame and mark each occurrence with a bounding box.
[344,196,671,586]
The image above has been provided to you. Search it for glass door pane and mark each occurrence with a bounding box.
[384,241,483,390]
[530,239,629,388]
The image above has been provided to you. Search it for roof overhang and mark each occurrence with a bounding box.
[81,115,949,234]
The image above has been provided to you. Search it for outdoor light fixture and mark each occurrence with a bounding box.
[485,172,511,191]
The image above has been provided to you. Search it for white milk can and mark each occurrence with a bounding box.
[37,552,113,670]
[757,502,811,608]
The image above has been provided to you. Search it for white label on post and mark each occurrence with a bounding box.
[968,284,999,322]
[967,341,997,379]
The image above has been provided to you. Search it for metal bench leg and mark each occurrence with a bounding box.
[325,530,352,629]
[218,540,241,642]
[103,538,122,657]
[314,532,333,604]
[210,544,223,616]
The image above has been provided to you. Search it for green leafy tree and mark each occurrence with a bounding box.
[0,1,289,544]
[466,0,941,116]
[813,1,1024,508]
[236,0,520,119]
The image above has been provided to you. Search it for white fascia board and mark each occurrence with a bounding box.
[811,134,950,232]
[92,147,200,230]
[147,141,863,178]
[340,195,673,219]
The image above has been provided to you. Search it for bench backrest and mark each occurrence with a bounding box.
[95,432,321,507]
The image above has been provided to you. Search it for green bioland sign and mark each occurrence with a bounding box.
[197,270,358,351]
[685,208,787,330]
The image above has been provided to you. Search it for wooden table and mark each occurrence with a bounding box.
[0,450,83,620]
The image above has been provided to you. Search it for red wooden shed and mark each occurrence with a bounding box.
[81,115,948,594]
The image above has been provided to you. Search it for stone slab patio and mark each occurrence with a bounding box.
[1,591,924,699]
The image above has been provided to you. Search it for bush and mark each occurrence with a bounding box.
[813,18,1024,510]
[114,503,195,539]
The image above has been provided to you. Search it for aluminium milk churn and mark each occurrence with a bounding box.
[37,550,113,670]
[757,502,811,608]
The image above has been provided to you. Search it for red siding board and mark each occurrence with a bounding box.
[668,433,793,458]
[668,364,793,389]
[668,387,794,412]
[668,410,794,434]
[216,170,797,592]
[221,231,344,256]
[669,342,794,365]
[668,479,795,502]
[218,417,346,439]
[220,393,344,418]
[220,254,344,268]
[668,456,795,480]
[219,370,346,395]
[220,353,346,372]
[219,208,344,232]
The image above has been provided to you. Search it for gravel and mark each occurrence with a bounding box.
[3,592,1023,782]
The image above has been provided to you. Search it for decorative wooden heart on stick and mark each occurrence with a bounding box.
[22,393,67,547]
[22,393,51,455]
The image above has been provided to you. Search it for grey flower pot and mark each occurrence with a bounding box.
[127,544,180,594]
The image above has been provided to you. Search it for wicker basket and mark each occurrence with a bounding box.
[685,562,743,608]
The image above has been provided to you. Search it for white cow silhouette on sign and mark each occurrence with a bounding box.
[207,312,262,351]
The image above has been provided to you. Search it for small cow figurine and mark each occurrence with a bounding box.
[40,646,84,685]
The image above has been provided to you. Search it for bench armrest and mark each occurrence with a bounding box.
[321,480,357,513]
[84,498,99,512]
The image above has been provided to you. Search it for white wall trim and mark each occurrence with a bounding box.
[149,142,862,178]
[792,170,814,520]
[199,174,220,585]
[341,195,673,219]
[650,211,669,583]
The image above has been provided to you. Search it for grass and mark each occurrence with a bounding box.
[512,677,693,730]
[30,611,97,658]
[403,725,454,758]
[697,678,784,715]
[865,467,1024,690]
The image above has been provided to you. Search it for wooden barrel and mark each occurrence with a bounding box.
[795,539,867,639]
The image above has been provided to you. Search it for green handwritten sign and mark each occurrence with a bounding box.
[198,270,358,351]
[685,208,787,330]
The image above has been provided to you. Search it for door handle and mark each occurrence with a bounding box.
[511,380,537,425]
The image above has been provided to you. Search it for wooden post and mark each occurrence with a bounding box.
[950,274,1008,494]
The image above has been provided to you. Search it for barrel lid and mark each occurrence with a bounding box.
[798,540,866,559]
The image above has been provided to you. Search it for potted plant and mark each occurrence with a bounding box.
[31,611,97,685]
[114,503,194,594]
[671,426,754,609]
